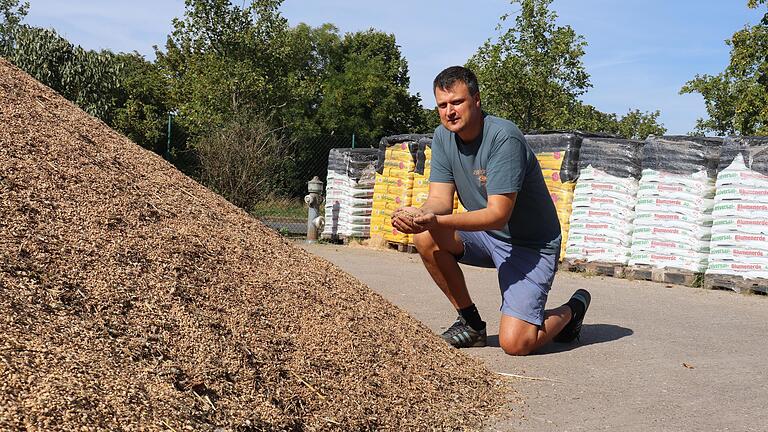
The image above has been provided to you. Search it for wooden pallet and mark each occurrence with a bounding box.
[625,265,703,287]
[320,234,368,245]
[704,274,768,295]
[563,259,625,278]
[387,241,418,254]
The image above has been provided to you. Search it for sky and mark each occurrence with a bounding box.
[22,1,764,135]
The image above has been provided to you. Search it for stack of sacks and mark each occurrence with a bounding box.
[370,135,427,244]
[525,133,582,259]
[629,136,722,272]
[414,137,465,214]
[412,137,433,210]
[322,148,378,238]
[566,137,643,264]
[707,136,768,278]
[454,195,465,213]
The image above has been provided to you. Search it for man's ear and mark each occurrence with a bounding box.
[473,92,481,108]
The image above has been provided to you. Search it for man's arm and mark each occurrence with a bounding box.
[424,192,516,231]
[391,182,455,234]
[419,182,456,215]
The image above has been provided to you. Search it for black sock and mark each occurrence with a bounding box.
[458,304,485,331]
[566,298,585,321]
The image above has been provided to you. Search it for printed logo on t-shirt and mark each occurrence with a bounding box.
[473,168,487,188]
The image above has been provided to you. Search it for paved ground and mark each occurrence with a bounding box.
[300,242,768,432]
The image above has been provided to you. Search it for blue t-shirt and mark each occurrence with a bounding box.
[430,114,562,254]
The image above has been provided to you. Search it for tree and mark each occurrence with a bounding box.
[1,3,175,153]
[112,52,173,154]
[8,25,122,122]
[419,107,441,133]
[0,0,27,57]
[615,109,666,140]
[156,0,297,138]
[467,0,665,138]
[281,22,343,140]
[681,1,768,135]
[467,0,590,131]
[196,111,289,210]
[2,0,123,124]
[315,29,425,145]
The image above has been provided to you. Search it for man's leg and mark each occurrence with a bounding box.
[413,228,490,348]
[492,241,586,355]
[412,227,471,309]
[498,307,571,356]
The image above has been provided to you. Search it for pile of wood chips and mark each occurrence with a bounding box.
[0,58,509,431]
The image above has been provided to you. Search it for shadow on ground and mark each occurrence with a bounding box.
[485,323,633,354]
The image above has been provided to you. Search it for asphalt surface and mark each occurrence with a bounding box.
[300,242,768,432]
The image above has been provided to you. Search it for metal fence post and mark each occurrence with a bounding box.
[165,111,173,160]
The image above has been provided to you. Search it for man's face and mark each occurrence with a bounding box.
[434,81,481,137]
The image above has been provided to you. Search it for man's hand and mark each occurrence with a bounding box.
[392,206,426,234]
[413,211,437,231]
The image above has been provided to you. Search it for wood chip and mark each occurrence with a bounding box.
[0,57,511,431]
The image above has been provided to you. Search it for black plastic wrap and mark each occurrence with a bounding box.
[524,133,582,182]
[415,136,433,175]
[642,136,722,178]
[376,134,430,174]
[578,138,644,179]
[327,148,378,180]
[718,136,768,176]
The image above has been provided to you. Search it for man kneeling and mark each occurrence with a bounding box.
[392,66,590,355]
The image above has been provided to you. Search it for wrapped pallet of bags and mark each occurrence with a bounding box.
[629,136,722,273]
[322,148,378,239]
[706,136,768,290]
[370,134,429,245]
[566,137,643,264]
[413,136,464,214]
[412,136,433,210]
[525,133,582,259]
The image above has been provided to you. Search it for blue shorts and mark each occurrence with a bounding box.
[457,231,558,326]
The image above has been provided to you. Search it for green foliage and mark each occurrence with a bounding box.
[467,0,590,131]
[315,29,425,144]
[112,52,172,154]
[196,111,289,210]
[0,0,27,57]
[282,22,343,139]
[1,2,172,152]
[156,2,427,199]
[681,0,768,135]
[549,104,665,139]
[9,25,122,122]
[156,0,297,138]
[420,107,441,133]
[615,109,666,140]
[467,0,665,139]
[252,195,307,219]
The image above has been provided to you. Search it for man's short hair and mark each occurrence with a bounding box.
[433,66,480,96]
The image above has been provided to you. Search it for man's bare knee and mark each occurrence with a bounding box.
[413,231,435,252]
[499,334,536,356]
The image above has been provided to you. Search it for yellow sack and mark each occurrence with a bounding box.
[371,207,393,217]
[385,145,415,162]
[549,189,574,207]
[536,152,565,170]
[413,194,429,206]
[373,182,389,194]
[413,176,429,188]
[541,168,564,184]
[383,158,416,171]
